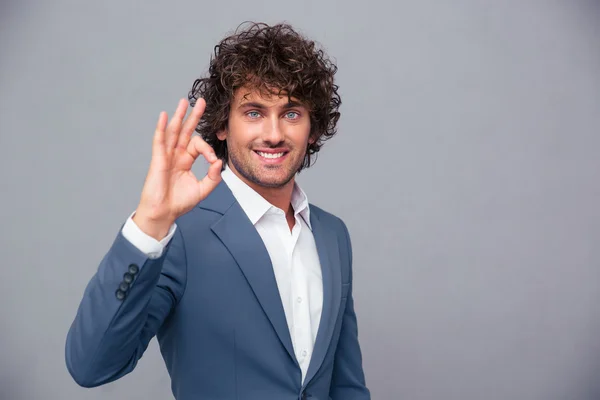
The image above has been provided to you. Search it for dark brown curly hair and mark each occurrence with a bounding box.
[188,22,341,172]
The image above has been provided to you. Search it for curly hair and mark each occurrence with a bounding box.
[188,22,341,171]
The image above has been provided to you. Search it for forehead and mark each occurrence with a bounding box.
[233,86,305,107]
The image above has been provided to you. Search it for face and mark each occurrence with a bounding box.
[217,87,313,190]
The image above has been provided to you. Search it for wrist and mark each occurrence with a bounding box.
[132,208,174,241]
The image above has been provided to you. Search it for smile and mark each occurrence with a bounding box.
[255,151,286,159]
[257,151,284,158]
[253,150,290,165]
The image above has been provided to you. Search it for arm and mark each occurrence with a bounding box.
[64,221,186,388]
[329,221,371,400]
[65,97,221,388]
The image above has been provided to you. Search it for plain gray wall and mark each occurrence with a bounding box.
[1,0,599,399]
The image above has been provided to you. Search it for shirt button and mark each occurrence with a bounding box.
[297,297,302,303]
[302,350,308,357]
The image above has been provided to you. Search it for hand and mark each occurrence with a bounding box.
[133,98,222,240]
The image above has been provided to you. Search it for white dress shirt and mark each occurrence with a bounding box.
[121,166,323,383]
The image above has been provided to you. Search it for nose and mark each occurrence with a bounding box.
[262,115,284,145]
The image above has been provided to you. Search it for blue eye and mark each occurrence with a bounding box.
[286,111,299,119]
[247,111,260,118]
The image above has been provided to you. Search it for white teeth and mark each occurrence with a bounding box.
[257,151,284,159]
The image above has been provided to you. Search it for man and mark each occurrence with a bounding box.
[65,22,370,400]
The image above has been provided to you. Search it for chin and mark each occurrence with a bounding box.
[249,166,294,187]
[230,156,299,189]
[253,174,293,188]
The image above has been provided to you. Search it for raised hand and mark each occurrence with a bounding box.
[133,98,223,240]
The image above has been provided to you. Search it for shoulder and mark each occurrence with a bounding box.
[309,202,342,223]
[309,203,351,241]
[175,207,221,231]
[174,182,235,232]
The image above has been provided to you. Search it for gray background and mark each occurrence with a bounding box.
[1,0,599,399]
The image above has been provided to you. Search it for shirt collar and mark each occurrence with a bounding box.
[221,165,312,230]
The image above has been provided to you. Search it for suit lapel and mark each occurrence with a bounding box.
[206,184,297,366]
[303,207,342,387]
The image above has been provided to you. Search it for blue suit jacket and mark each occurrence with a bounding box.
[65,181,370,400]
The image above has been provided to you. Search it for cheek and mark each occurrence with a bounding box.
[228,119,262,144]
[289,124,312,147]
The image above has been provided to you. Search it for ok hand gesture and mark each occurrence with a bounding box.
[133,98,223,240]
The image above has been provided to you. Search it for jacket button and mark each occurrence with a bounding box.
[119,282,130,292]
[123,272,134,284]
[128,264,139,275]
[115,289,126,300]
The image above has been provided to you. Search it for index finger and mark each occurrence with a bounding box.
[176,98,206,149]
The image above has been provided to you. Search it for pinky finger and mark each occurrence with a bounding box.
[153,111,168,146]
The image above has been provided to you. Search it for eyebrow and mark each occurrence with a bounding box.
[237,100,306,110]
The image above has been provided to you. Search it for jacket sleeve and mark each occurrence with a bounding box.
[329,221,371,400]
[65,224,187,388]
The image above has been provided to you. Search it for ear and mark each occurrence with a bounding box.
[308,135,316,145]
[216,128,227,141]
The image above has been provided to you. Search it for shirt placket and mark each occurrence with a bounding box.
[289,215,312,378]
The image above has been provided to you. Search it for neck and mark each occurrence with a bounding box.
[256,184,295,215]
[228,163,295,214]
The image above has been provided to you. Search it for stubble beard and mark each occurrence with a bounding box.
[228,145,306,189]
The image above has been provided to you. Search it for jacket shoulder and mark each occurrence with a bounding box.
[309,203,348,232]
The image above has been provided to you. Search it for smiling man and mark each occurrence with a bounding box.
[65,22,370,400]
[220,88,312,217]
